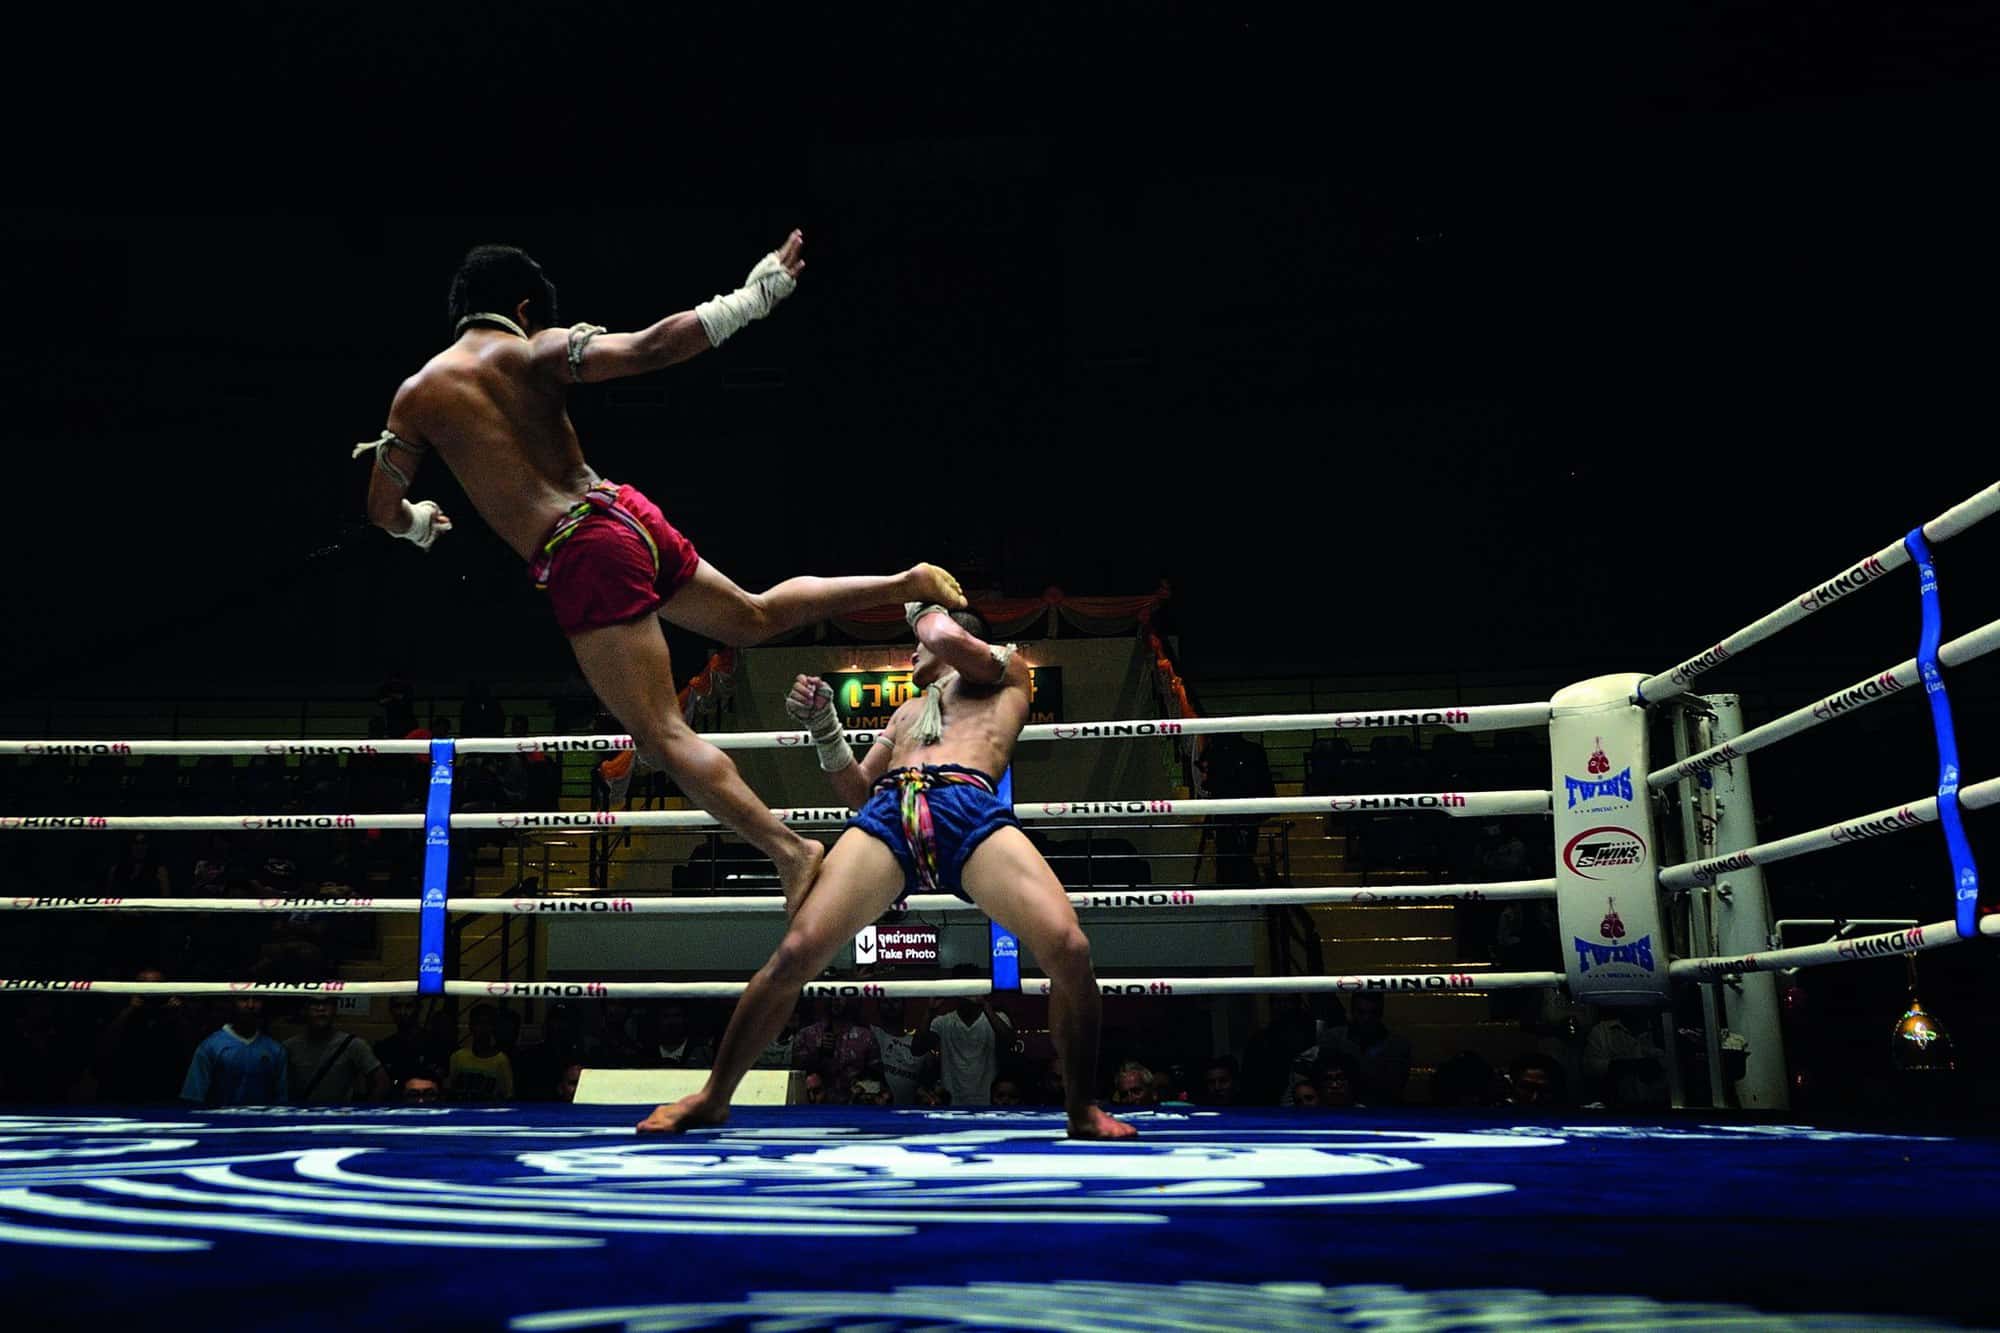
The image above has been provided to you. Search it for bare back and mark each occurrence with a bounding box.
[388,330,599,560]
[883,657,1034,779]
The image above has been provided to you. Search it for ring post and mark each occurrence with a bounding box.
[1701,694,1789,1109]
[989,766,1020,992]
[1551,674,1670,1005]
[419,740,455,996]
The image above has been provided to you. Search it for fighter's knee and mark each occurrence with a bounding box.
[769,931,826,985]
[1042,926,1093,980]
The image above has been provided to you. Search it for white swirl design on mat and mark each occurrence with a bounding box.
[510,1278,1966,1332]
[0,1112,1550,1252]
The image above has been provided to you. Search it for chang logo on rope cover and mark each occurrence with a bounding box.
[1560,826,1647,879]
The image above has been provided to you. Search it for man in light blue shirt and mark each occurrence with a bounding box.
[181,997,289,1106]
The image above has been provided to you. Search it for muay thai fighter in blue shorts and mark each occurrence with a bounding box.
[638,603,1135,1140]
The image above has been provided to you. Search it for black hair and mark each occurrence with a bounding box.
[448,245,558,332]
[948,607,990,639]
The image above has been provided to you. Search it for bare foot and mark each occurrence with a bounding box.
[1067,1106,1138,1141]
[778,838,825,918]
[906,563,968,611]
[637,1091,730,1134]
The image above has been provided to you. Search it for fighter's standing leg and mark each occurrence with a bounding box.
[568,615,824,913]
[959,826,1136,1140]
[638,828,907,1133]
[660,560,967,647]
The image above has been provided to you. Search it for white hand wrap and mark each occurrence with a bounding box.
[785,679,854,772]
[695,252,797,348]
[395,500,447,552]
[906,602,950,631]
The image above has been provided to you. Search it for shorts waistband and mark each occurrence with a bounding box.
[529,482,657,589]
[871,765,1000,796]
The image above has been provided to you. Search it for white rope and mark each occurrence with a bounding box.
[0,881,1558,915]
[0,703,1551,759]
[0,791,1552,834]
[0,980,417,995]
[1658,775,2000,890]
[1650,617,2000,789]
[1026,972,1563,995]
[1637,480,2000,704]
[1671,916,1993,980]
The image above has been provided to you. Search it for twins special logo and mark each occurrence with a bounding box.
[1561,826,1647,879]
[1564,739,1634,811]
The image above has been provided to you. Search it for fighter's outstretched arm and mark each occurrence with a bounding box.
[531,230,807,384]
[358,386,452,550]
[908,606,1013,687]
[785,674,905,809]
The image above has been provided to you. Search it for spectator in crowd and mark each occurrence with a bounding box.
[181,997,288,1106]
[1243,994,1322,1105]
[1320,993,1413,1105]
[378,673,417,738]
[915,1081,951,1108]
[284,999,388,1104]
[1583,1013,1668,1109]
[636,1002,713,1069]
[1288,1076,1321,1109]
[793,997,880,1105]
[916,993,1014,1108]
[399,1066,445,1103]
[374,997,445,1089]
[1111,1061,1159,1108]
[851,1075,894,1107]
[557,1062,585,1103]
[870,996,932,1106]
[94,969,200,1103]
[1199,1055,1240,1107]
[1314,1052,1360,1108]
[0,995,87,1102]
[448,1004,516,1101]
[514,1002,586,1099]
[990,1076,1026,1107]
[1432,1050,1506,1108]
[592,1000,646,1067]
[801,1072,827,1105]
[1508,1052,1568,1108]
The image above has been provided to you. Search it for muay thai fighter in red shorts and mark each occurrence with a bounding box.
[357,231,965,911]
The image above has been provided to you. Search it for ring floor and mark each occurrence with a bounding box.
[0,1104,1989,1331]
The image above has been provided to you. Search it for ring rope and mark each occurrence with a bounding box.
[1673,914,2000,981]
[1637,480,2000,704]
[1650,615,2000,789]
[0,880,1560,915]
[0,790,1555,834]
[1659,774,2000,890]
[0,702,1553,760]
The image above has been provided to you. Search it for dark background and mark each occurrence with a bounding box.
[4,2,1996,696]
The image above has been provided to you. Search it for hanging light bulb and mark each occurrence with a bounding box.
[1891,956,1954,1074]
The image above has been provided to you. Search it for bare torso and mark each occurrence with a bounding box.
[389,330,599,560]
[880,657,1033,780]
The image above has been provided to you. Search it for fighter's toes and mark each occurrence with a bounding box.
[910,563,968,610]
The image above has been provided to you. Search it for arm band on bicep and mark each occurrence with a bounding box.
[567,324,606,382]
[351,431,427,489]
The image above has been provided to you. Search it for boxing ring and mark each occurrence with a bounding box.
[2,479,1996,1329]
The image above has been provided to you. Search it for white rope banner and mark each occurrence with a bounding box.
[1671,916,1994,981]
[450,979,993,1001]
[0,980,417,995]
[1026,971,1564,996]
[0,880,1559,915]
[0,703,1553,760]
[1651,617,2000,789]
[1659,775,2000,890]
[1637,480,2000,704]
[0,896,419,913]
